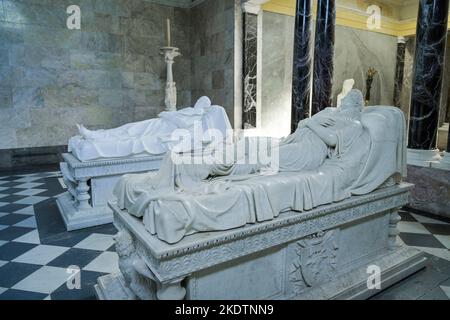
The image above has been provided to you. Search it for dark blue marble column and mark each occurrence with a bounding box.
[408,0,449,150]
[242,12,258,129]
[311,0,335,115]
[291,0,312,133]
[393,37,406,108]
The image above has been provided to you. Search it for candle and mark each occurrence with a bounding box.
[166,18,171,47]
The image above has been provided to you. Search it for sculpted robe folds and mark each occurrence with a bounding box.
[114,99,406,243]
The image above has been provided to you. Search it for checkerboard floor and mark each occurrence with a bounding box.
[0,171,118,300]
[0,170,449,300]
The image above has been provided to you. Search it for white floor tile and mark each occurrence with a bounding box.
[0,225,7,231]
[14,206,35,215]
[0,212,9,218]
[14,216,37,228]
[14,182,45,189]
[0,260,7,267]
[13,245,69,265]
[0,287,7,295]
[15,196,49,205]
[12,266,70,294]
[410,213,449,225]
[12,177,43,183]
[74,233,115,251]
[14,229,40,244]
[412,246,450,262]
[0,240,7,247]
[83,252,119,274]
[397,221,430,234]
[14,189,47,196]
[44,295,51,300]
[441,286,450,299]
[435,235,450,249]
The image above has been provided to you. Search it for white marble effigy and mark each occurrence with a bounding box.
[57,96,232,231]
[113,95,408,244]
[95,182,426,300]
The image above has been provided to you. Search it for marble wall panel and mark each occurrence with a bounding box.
[190,0,235,125]
[261,12,397,137]
[0,0,192,149]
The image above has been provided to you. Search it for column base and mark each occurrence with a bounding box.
[407,148,442,167]
[431,152,450,171]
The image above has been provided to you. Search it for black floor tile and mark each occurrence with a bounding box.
[0,176,23,182]
[399,233,446,249]
[0,226,35,241]
[0,195,27,203]
[0,289,47,300]
[399,211,417,222]
[418,286,450,300]
[0,188,28,195]
[0,182,24,188]
[0,214,30,226]
[0,262,41,288]
[404,206,450,224]
[32,177,65,197]
[422,223,450,236]
[34,199,66,243]
[47,248,102,269]
[0,203,30,214]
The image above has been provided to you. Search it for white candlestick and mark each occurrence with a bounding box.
[166,18,171,47]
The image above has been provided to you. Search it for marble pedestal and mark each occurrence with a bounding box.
[56,153,162,231]
[406,164,450,219]
[95,183,426,300]
[407,148,442,167]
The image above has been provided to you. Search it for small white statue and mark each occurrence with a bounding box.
[336,79,355,108]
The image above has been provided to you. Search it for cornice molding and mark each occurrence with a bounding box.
[262,0,450,37]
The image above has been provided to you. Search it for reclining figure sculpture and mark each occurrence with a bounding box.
[114,89,406,244]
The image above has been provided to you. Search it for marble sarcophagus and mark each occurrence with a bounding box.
[56,97,232,231]
[95,98,426,299]
[95,183,426,300]
[57,153,163,231]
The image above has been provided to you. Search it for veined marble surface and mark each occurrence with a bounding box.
[290,0,313,132]
[242,12,258,129]
[408,0,449,150]
[312,0,336,115]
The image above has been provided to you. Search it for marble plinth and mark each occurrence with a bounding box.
[406,164,450,219]
[432,152,450,171]
[57,153,162,231]
[437,123,449,151]
[406,148,441,167]
[95,183,426,300]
